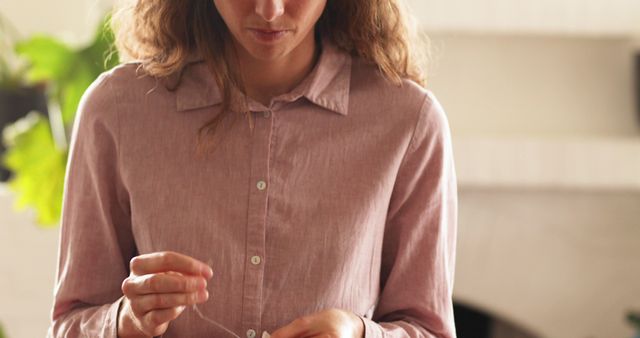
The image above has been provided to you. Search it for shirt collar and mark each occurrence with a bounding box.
[175,37,351,115]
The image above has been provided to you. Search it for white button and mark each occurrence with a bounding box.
[263,111,271,118]
[256,180,267,190]
[251,255,262,265]
[247,329,256,338]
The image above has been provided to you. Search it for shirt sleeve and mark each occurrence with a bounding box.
[359,91,458,338]
[46,71,137,337]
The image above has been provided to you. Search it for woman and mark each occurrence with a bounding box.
[47,0,458,337]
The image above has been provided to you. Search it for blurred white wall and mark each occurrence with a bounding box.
[407,0,640,36]
[0,188,58,338]
[0,0,110,46]
[428,34,638,138]
[455,189,640,338]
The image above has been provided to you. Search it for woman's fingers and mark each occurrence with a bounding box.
[139,306,187,336]
[119,252,215,337]
[270,316,313,338]
[130,290,209,315]
[123,272,207,296]
[130,251,214,278]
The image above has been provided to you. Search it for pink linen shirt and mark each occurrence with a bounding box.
[47,39,458,338]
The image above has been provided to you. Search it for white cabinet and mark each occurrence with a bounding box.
[407,0,640,36]
[453,136,640,190]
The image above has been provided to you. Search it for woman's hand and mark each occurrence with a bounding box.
[269,308,364,338]
[118,251,214,337]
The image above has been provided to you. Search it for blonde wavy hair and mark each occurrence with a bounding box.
[110,0,429,148]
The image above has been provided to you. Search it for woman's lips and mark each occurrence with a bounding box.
[249,28,289,43]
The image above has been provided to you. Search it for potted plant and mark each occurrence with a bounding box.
[0,12,48,181]
[1,14,119,226]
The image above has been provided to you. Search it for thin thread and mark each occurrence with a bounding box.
[191,304,242,338]
[159,257,242,338]
[193,259,270,338]
[195,258,241,338]
[157,304,242,338]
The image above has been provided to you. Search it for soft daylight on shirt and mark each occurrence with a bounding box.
[47,38,458,338]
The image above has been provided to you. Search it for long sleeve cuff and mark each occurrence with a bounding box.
[111,295,126,337]
[47,296,126,338]
[358,314,384,338]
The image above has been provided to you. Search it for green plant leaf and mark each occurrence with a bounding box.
[3,13,119,227]
[0,319,6,338]
[15,36,75,84]
[57,20,118,126]
[2,112,66,227]
[59,62,95,125]
[81,15,120,74]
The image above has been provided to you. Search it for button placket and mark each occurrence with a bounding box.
[242,103,273,333]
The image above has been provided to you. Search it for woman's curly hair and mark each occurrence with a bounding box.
[110,0,429,148]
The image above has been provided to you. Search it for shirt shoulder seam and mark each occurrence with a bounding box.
[396,92,430,169]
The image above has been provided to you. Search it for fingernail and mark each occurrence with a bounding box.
[201,290,209,301]
[204,267,214,279]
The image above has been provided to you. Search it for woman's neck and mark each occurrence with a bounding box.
[232,32,320,107]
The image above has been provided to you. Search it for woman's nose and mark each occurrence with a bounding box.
[255,0,285,22]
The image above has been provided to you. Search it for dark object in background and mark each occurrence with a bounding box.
[628,311,640,337]
[455,303,492,338]
[454,302,540,338]
[0,86,48,181]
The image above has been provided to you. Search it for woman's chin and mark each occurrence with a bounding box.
[232,31,299,62]
[244,43,292,62]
